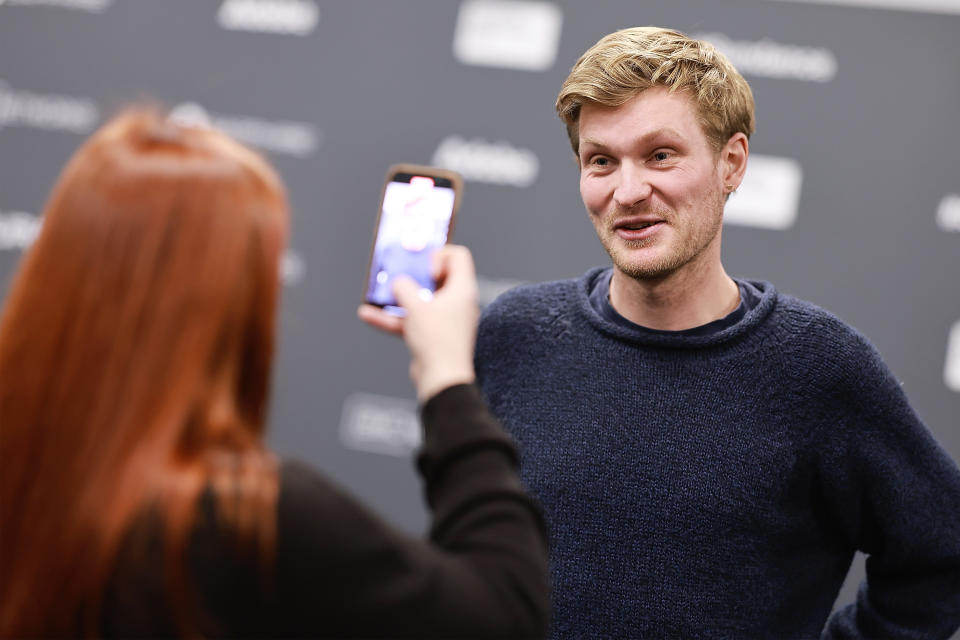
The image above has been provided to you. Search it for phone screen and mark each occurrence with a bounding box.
[365,170,458,314]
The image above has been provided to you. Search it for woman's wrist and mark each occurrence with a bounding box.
[416,365,476,402]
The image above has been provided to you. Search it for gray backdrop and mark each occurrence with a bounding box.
[2,0,958,615]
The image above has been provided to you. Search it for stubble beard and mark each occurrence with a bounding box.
[600,195,725,283]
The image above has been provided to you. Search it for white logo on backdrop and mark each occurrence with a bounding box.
[0,211,42,250]
[217,0,319,36]
[453,0,563,71]
[0,80,99,133]
[936,194,960,232]
[945,320,960,392]
[281,249,306,286]
[0,0,111,12]
[169,102,319,158]
[694,32,838,82]
[432,136,539,187]
[476,275,526,307]
[765,0,960,16]
[0,208,303,286]
[339,392,422,456]
[725,155,804,230]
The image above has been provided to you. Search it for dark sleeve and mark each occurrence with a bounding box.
[816,335,960,639]
[273,383,550,639]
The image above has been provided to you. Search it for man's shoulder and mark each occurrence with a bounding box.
[488,276,581,309]
[772,291,871,348]
[768,290,892,390]
[474,271,602,371]
[479,274,586,329]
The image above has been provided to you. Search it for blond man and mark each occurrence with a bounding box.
[475,26,960,638]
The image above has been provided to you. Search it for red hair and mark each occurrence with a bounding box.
[0,109,288,637]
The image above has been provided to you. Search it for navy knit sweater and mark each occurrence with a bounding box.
[475,266,960,640]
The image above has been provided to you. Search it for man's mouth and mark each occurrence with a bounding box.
[614,218,664,240]
[619,221,658,230]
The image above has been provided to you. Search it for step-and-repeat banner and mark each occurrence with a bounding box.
[2,0,958,609]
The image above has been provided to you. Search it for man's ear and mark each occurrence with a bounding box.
[721,132,749,190]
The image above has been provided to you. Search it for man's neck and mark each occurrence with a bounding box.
[608,260,740,331]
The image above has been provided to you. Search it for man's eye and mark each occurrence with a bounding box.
[652,151,671,162]
[591,157,610,167]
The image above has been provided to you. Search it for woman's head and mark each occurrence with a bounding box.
[0,108,287,636]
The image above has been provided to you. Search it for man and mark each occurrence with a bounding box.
[475,26,960,639]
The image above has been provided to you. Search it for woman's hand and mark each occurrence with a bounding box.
[358,245,478,401]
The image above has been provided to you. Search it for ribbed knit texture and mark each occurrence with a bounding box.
[475,266,960,640]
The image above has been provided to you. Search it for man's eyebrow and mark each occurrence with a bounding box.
[578,136,606,151]
[641,127,685,142]
[579,127,686,152]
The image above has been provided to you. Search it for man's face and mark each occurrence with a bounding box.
[577,87,727,282]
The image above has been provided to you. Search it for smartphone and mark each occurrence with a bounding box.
[364,164,463,315]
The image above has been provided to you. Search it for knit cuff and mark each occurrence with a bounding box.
[417,383,518,483]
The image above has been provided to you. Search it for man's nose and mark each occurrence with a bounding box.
[613,162,652,209]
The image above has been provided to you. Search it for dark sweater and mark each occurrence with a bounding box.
[103,384,550,639]
[475,266,960,640]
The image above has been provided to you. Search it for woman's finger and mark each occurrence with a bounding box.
[356,304,404,336]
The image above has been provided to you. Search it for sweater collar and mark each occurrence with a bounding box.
[577,266,778,349]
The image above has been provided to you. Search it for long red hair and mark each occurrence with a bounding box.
[0,109,288,637]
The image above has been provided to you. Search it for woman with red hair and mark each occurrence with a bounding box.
[0,109,549,638]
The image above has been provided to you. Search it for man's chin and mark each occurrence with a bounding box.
[618,266,675,282]
[607,248,677,281]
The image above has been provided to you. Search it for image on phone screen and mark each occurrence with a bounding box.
[365,171,457,315]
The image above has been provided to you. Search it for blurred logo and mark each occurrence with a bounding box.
[169,102,320,158]
[453,0,563,71]
[936,194,960,232]
[0,79,99,133]
[476,275,525,307]
[946,320,960,393]
[432,135,539,187]
[281,249,305,286]
[694,32,837,82]
[217,0,319,36]
[765,0,960,15]
[725,155,803,230]
[0,209,302,287]
[0,210,41,250]
[339,393,421,456]
[0,0,111,11]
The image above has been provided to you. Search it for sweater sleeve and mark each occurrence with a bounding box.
[815,332,960,639]
[272,384,549,639]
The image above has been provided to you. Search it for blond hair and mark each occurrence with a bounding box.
[556,26,755,154]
